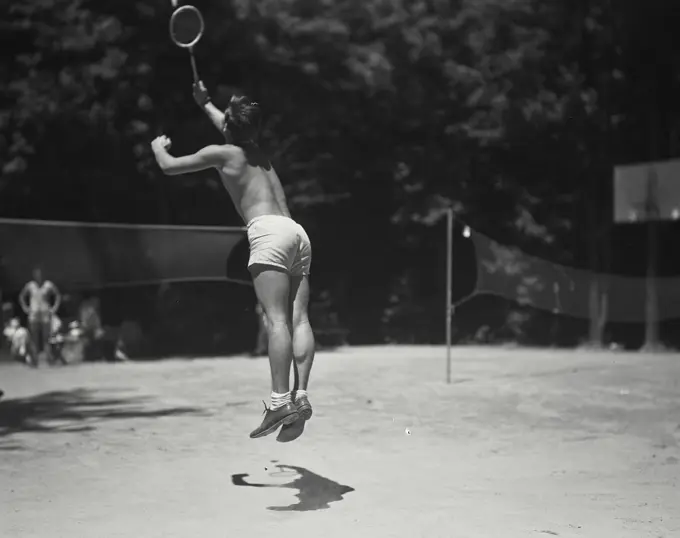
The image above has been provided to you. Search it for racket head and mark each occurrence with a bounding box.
[169,5,205,49]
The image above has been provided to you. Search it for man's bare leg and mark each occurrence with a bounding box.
[41,317,53,363]
[27,318,42,367]
[251,267,292,393]
[277,275,315,443]
[253,304,268,356]
[248,265,299,438]
[291,275,315,392]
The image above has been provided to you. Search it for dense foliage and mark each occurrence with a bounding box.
[2,0,680,353]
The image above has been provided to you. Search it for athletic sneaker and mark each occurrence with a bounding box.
[249,401,299,439]
[276,392,313,443]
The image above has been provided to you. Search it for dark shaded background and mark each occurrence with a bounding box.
[1,0,680,356]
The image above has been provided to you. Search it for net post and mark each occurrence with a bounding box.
[643,166,660,350]
[445,207,453,384]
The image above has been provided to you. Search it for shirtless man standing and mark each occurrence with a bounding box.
[19,267,61,366]
[151,83,316,442]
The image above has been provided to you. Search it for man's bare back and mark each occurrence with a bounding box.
[216,144,291,224]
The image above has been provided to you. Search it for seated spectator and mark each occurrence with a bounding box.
[3,317,31,365]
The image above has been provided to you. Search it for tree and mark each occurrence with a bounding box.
[2,0,680,350]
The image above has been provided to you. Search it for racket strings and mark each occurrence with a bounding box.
[170,7,204,47]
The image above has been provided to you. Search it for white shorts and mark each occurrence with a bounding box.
[246,215,312,276]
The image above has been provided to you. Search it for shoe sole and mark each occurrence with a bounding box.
[275,400,312,443]
[250,411,300,439]
[297,403,312,421]
[276,415,306,442]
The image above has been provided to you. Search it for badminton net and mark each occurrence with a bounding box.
[461,224,680,323]
[0,217,250,292]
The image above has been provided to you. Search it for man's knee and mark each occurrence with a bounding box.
[265,315,290,332]
[292,314,311,331]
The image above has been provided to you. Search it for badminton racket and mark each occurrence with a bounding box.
[169,5,205,83]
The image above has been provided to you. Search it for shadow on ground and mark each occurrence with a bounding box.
[0,388,208,443]
[232,464,355,512]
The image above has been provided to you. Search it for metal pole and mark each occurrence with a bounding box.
[643,167,659,350]
[446,207,453,384]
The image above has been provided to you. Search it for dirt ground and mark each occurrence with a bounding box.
[0,346,678,538]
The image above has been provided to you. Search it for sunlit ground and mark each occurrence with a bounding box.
[1,346,678,538]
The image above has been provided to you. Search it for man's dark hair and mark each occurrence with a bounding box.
[224,95,261,143]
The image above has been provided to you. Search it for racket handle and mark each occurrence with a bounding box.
[189,49,199,83]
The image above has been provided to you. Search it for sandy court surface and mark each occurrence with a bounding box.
[0,345,678,538]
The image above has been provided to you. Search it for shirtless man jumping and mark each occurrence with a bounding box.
[151,82,315,443]
[19,267,61,367]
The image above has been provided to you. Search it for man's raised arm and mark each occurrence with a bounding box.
[193,81,225,133]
